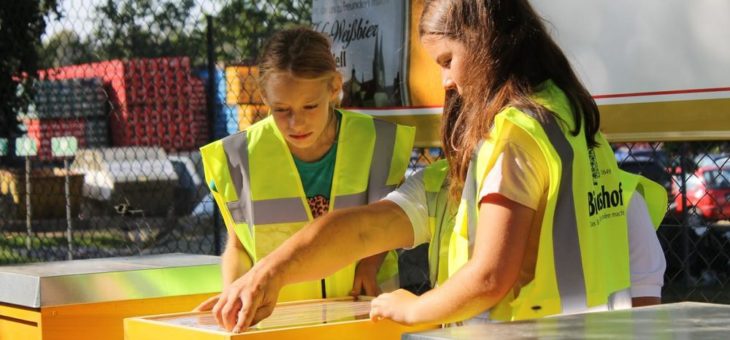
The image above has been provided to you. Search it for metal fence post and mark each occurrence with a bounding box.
[206,14,222,255]
[24,156,32,251]
[64,158,74,260]
[679,142,691,285]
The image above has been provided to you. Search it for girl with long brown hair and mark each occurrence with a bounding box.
[368,0,659,323]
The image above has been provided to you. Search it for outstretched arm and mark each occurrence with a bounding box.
[371,194,535,325]
[213,200,415,332]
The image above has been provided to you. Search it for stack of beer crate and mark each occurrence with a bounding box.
[23,78,109,160]
[224,65,269,131]
[193,68,238,139]
[40,57,209,152]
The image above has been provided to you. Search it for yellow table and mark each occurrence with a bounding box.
[125,297,437,340]
[0,253,220,340]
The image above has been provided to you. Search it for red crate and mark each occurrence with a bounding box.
[40,57,200,150]
[25,119,85,138]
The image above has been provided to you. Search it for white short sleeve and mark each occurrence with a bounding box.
[478,140,548,210]
[628,193,666,297]
[383,169,430,248]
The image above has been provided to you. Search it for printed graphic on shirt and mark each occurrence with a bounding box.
[308,195,330,218]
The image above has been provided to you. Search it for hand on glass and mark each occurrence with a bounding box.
[211,266,282,333]
[369,288,419,325]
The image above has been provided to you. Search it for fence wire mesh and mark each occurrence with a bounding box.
[0,0,729,305]
[1,0,311,265]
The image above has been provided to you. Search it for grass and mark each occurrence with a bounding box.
[0,233,63,248]
[0,231,132,264]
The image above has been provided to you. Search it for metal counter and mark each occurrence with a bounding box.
[0,253,221,308]
[403,302,730,339]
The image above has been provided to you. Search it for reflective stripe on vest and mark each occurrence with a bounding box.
[533,109,587,314]
[221,131,312,225]
[222,114,400,229]
[201,109,414,301]
[462,142,480,259]
[367,119,398,203]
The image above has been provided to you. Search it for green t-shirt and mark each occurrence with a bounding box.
[293,112,341,218]
[293,142,337,218]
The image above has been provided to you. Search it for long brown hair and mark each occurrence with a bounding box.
[421,0,600,200]
[258,27,339,101]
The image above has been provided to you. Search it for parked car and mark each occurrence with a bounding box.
[672,164,730,224]
[694,153,729,168]
[615,148,673,201]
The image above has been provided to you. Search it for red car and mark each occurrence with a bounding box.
[672,164,730,224]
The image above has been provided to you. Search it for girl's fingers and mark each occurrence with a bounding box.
[351,277,363,297]
[233,292,261,333]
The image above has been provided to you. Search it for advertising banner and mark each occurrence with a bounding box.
[313,0,442,146]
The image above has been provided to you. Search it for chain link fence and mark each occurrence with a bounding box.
[0,0,310,263]
[616,141,730,304]
[1,0,729,305]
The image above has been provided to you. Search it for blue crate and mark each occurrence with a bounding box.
[195,68,239,138]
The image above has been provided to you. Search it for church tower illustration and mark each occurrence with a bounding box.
[341,33,393,107]
[373,33,386,92]
[372,33,388,106]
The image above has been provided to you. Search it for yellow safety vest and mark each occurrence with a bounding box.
[449,80,666,321]
[423,159,455,287]
[200,109,415,301]
[422,164,664,292]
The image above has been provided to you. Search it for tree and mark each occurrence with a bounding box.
[214,0,311,63]
[93,0,207,64]
[89,0,311,66]
[0,1,59,161]
[38,29,96,68]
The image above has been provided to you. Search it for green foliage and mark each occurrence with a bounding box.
[93,0,207,64]
[36,0,312,69]
[214,0,311,62]
[0,0,59,140]
[39,29,96,68]
[8,0,311,145]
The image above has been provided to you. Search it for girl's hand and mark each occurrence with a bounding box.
[369,289,419,325]
[351,253,385,297]
[212,264,282,333]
